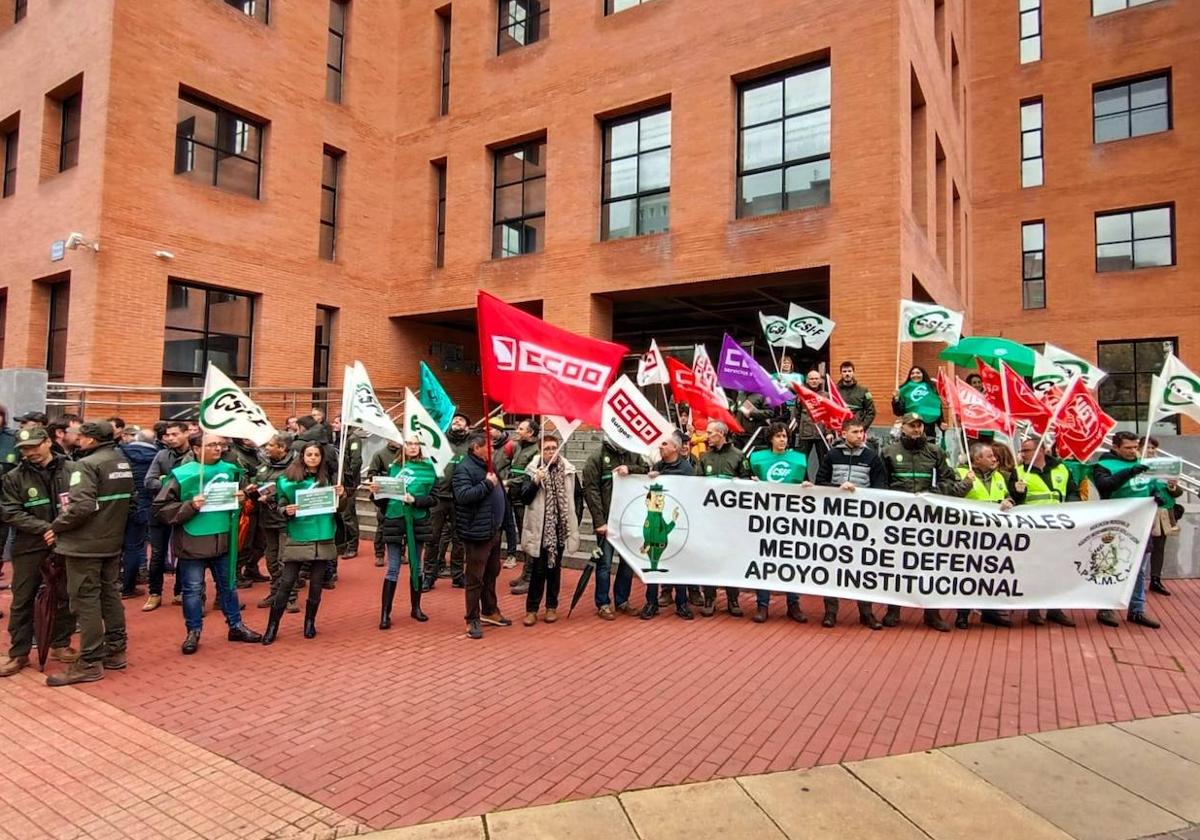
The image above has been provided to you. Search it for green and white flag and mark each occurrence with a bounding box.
[198,364,276,445]
[344,361,403,443]
[897,299,964,344]
[1150,354,1200,425]
[759,305,836,350]
[402,387,455,473]
[1033,343,1107,391]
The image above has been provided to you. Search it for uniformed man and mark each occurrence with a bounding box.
[225,437,267,588]
[1016,436,1077,627]
[503,419,540,595]
[641,432,695,620]
[582,433,649,620]
[699,421,745,617]
[835,361,877,431]
[0,428,77,676]
[880,413,972,632]
[425,412,471,590]
[45,421,133,686]
[335,421,364,559]
[747,422,809,624]
[367,438,402,568]
[254,433,299,612]
[794,370,830,471]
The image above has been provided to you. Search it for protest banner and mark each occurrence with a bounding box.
[295,485,338,518]
[605,475,1155,610]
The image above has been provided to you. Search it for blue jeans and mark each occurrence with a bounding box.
[147,522,178,597]
[179,556,243,633]
[1128,547,1150,615]
[756,589,800,608]
[594,536,635,608]
[386,540,425,584]
[120,516,147,594]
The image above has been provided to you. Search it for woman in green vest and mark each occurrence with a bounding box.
[370,435,438,629]
[891,366,943,441]
[262,443,343,644]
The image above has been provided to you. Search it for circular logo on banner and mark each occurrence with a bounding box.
[767,461,792,482]
[906,310,955,340]
[1074,525,1136,585]
[1163,374,1200,407]
[617,485,692,570]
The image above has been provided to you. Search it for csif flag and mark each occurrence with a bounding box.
[667,356,743,434]
[1053,379,1116,463]
[477,290,627,425]
[343,361,404,443]
[715,333,791,406]
[636,339,670,387]
[790,382,853,433]
[937,371,1010,434]
[1033,343,1107,392]
[198,364,276,446]
[600,375,675,457]
[898,299,964,344]
[1149,353,1200,426]
[784,303,835,350]
[402,387,455,473]
[418,361,457,432]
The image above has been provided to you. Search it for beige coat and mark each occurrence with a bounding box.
[519,454,581,558]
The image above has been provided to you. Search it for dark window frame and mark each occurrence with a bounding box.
[1092,0,1164,15]
[2,127,16,198]
[1019,0,1041,63]
[320,147,342,261]
[1020,97,1042,188]
[601,106,671,240]
[1021,220,1045,310]
[162,279,256,389]
[1094,204,1175,273]
[439,11,452,116]
[59,93,81,173]
[327,0,347,104]
[46,282,69,382]
[312,306,335,389]
[605,0,654,13]
[491,138,546,259]
[15,0,27,23]
[434,161,447,267]
[498,0,547,53]
[174,93,264,199]
[736,60,832,219]
[1092,72,1171,144]
[223,0,268,23]
[1097,337,1179,433]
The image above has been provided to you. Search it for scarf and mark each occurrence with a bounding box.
[540,457,570,563]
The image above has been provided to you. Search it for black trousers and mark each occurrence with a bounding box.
[526,547,563,613]
[1150,533,1168,579]
[277,560,329,607]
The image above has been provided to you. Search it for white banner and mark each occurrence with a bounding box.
[897,299,964,345]
[606,476,1155,610]
[601,375,674,457]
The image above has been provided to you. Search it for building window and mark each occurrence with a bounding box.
[320,147,342,261]
[2,125,16,198]
[327,1,347,103]
[434,161,447,267]
[1092,0,1162,15]
[162,280,255,391]
[1098,338,1177,433]
[223,0,268,22]
[439,9,452,115]
[498,0,547,53]
[15,0,27,22]
[46,282,69,382]
[602,108,670,240]
[1019,0,1041,63]
[737,61,831,219]
[313,306,335,389]
[606,0,655,12]
[1020,98,1042,188]
[0,292,7,368]
[1022,221,1045,310]
[1093,73,1170,143]
[175,94,263,199]
[58,93,81,172]
[492,138,546,258]
[1095,205,1174,272]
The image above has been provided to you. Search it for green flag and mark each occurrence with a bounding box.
[419,361,457,432]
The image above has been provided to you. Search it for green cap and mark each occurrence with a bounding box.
[15,427,48,447]
[900,413,925,426]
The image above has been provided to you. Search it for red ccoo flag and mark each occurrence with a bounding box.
[477,291,628,425]
[1053,379,1116,463]
[792,382,853,432]
[667,356,743,433]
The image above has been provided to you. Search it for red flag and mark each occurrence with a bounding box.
[826,375,850,413]
[667,356,743,433]
[939,372,1011,434]
[1053,379,1116,462]
[791,382,853,432]
[976,360,1005,412]
[477,291,627,425]
[998,361,1053,431]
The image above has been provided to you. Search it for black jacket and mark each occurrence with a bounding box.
[582,442,649,526]
[452,451,504,541]
[120,440,158,525]
[0,453,70,563]
[651,457,695,476]
[145,445,190,494]
[380,493,438,545]
[816,442,887,489]
[252,451,296,530]
[51,441,134,557]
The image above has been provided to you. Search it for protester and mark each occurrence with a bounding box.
[45,421,132,685]
[424,412,471,591]
[954,442,1023,630]
[371,434,436,629]
[152,432,263,654]
[0,403,19,596]
[48,417,82,458]
[143,421,191,611]
[794,370,831,467]
[334,422,364,560]
[367,439,402,569]
[253,433,299,614]
[0,427,78,677]
[516,435,579,626]
[488,418,518,568]
[747,422,811,623]
[891,367,943,440]
[1142,436,1182,597]
[503,419,540,594]
[118,428,157,599]
[835,361,877,431]
[641,431,696,620]
[263,443,344,643]
[698,421,744,617]
[452,431,510,639]
[1016,436,1077,627]
[582,434,648,620]
[814,419,886,629]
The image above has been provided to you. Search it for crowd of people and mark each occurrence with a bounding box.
[0,354,1185,683]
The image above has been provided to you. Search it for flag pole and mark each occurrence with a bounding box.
[1140,383,1158,461]
[996,361,1020,469]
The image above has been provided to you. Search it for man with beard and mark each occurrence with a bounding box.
[835,361,876,431]
[142,421,192,611]
[424,412,471,590]
[504,419,540,595]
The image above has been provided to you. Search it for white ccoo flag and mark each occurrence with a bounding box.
[198,364,276,446]
[402,387,455,472]
[636,339,670,387]
[343,361,403,443]
[692,344,728,405]
[600,375,675,457]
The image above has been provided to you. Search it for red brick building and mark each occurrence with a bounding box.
[0,0,1194,430]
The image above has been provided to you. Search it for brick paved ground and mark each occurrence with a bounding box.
[2,546,1200,834]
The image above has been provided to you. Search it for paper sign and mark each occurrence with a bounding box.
[200,480,239,513]
[1142,457,1182,480]
[295,485,337,517]
[373,475,407,500]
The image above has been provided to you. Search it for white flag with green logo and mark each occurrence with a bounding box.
[785,303,835,350]
[1033,343,1107,391]
[759,312,790,348]
[344,361,403,443]
[198,364,276,446]
[402,387,455,473]
[897,299,964,344]
[1150,354,1200,425]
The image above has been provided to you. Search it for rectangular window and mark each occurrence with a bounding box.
[58,93,81,172]
[174,94,263,199]
[1093,0,1162,15]
[1020,98,1042,188]
[1093,73,1170,143]
[15,0,27,22]
[224,0,268,22]
[1098,338,1178,433]
[46,282,69,382]
[1019,0,1041,63]
[606,0,654,12]
[492,138,546,258]
[498,0,548,53]
[1095,205,1174,272]
[320,147,342,261]
[2,125,16,198]
[434,161,447,267]
[439,9,452,115]
[313,306,335,389]
[602,107,670,240]
[737,61,831,219]
[162,280,255,391]
[327,1,347,103]
[0,291,7,368]
[1022,221,1045,309]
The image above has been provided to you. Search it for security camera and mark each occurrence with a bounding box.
[154,250,175,260]
[65,232,100,252]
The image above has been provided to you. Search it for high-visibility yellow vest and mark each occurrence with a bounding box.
[957,466,1009,503]
[1016,464,1070,505]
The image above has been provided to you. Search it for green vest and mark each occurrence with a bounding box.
[899,380,942,423]
[748,449,808,484]
[384,459,437,521]
[171,460,242,537]
[276,475,337,542]
[1097,457,1154,499]
[957,466,1008,502]
[1016,464,1069,505]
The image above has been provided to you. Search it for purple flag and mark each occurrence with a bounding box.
[716,334,791,407]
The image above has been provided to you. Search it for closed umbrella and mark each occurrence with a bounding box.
[939,337,1038,377]
[33,554,65,672]
[567,561,595,619]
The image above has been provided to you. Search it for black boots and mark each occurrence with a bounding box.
[262,601,285,645]
[1151,577,1172,596]
[380,579,396,630]
[924,609,951,632]
[410,585,428,622]
[181,630,200,655]
[882,605,901,627]
[821,603,837,628]
[858,603,882,630]
[304,601,319,639]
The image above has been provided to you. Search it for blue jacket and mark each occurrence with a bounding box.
[120,440,159,525]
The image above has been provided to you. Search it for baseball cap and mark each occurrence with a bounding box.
[900,413,925,425]
[487,417,505,431]
[18,411,48,425]
[78,420,115,442]
[14,427,48,447]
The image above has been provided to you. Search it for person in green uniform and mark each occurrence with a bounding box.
[748,423,809,623]
[263,443,344,644]
[1016,436,1077,627]
[367,439,402,567]
[891,367,943,441]
[1141,437,1183,597]
[370,435,437,629]
[253,433,299,613]
[699,421,746,617]
[640,484,678,573]
[953,442,1023,629]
